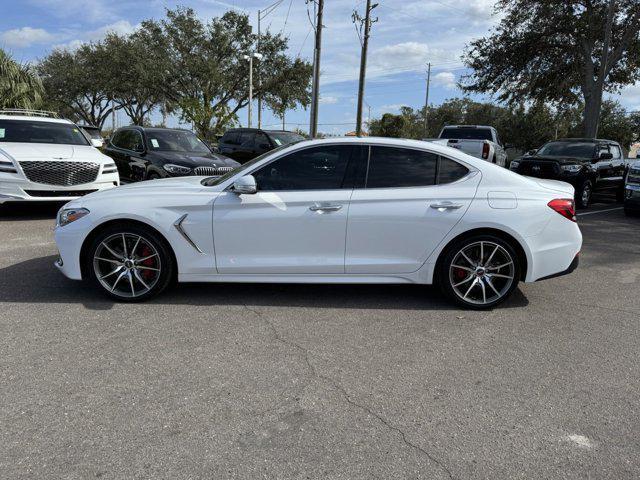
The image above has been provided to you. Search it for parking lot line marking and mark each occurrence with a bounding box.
[577,207,624,216]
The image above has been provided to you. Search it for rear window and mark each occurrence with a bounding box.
[536,141,596,159]
[440,127,493,141]
[268,132,305,146]
[0,119,89,146]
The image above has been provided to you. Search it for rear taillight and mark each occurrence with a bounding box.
[482,142,490,159]
[548,198,576,222]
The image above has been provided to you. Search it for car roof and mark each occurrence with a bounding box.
[224,128,301,135]
[115,126,191,133]
[0,115,74,125]
[441,125,494,129]
[552,138,618,144]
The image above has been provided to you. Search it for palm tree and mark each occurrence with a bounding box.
[0,49,44,110]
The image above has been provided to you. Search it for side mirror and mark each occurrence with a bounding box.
[133,143,145,153]
[232,174,257,194]
[599,152,613,160]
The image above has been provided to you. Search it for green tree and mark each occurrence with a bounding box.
[103,33,165,125]
[264,58,312,130]
[0,49,44,110]
[39,44,119,127]
[135,7,312,139]
[462,0,640,138]
[369,112,407,137]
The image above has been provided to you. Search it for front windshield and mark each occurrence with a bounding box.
[269,132,305,146]
[202,143,294,186]
[0,119,89,145]
[536,141,596,158]
[146,130,210,153]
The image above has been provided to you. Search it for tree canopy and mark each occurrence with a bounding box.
[462,0,640,137]
[37,7,312,137]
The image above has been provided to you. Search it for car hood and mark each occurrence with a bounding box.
[523,155,589,165]
[150,151,239,168]
[0,143,107,162]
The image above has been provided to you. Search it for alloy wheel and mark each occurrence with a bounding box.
[449,241,515,306]
[582,183,591,207]
[93,232,162,298]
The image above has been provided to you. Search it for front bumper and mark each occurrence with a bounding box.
[0,177,118,203]
[624,183,640,211]
[54,219,88,280]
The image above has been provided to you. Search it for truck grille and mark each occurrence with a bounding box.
[194,166,235,176]
[518,161,560,177]
[19,161,100,186]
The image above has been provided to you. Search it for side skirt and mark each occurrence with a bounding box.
[178,273,427,285]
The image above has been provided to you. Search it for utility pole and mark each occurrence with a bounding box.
[309,0,324,138]
[354,0,378,137]
[243,53,263,128]
[424,62,431,138]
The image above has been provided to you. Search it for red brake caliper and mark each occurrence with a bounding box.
[454,268,467,280]
[139,245,156,280]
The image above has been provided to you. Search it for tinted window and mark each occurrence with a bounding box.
[253,145,353,191]
[111,130,127,149]
[255,133,270,149]
[269,132,306,146]
[597,145,610,157]
[221,132,240,145]
[146,130,209,153]
[367,146,437,188]
[537,141,596,158]
[438,157,469,184]
[440,127,493,141]
[239,132,254,147]
[0,120,89,145]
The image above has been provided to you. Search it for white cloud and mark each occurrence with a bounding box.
[432,71,457,90]
[53,20,138,50]
[0,27,56,48]
[319,95,339,104]
[618,83,640,111]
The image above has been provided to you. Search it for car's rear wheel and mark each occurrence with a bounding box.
[576,180,592,209]
[86,224,174,301]
[438,234,520,309]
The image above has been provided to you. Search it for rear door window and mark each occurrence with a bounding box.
[366,146,437,188]
[437,156,469,184]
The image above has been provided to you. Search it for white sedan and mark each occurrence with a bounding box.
[54,137,582,309]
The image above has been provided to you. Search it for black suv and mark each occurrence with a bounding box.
[217,128,305,163]
[509,138,628,208]
[104,126,239,182]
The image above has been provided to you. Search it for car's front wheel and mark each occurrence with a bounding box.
[438,234,520,309]
[576,180,593,209]
[86,224,174,301]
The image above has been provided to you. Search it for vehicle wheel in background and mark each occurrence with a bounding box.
[616,185,625,203]
[147,172,161,181]
[438,234,520,310]
[85,223,174,302]
[576,180,592,209]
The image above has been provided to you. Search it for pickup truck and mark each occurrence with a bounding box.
[437,125,508,167]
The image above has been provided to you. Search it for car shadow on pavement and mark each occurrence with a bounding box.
[0,202,65,221]
[0,255,530,311]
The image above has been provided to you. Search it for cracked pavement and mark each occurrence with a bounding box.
[0,202,639,479]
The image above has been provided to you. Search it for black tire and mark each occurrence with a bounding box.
[146,171,161,181]
[616,185,625,203]
[575,180,593,209]
[438,234,521,310]
[625,207,639,217]
[85,223,174,302]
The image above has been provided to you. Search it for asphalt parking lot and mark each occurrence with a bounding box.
[1,197,639,479]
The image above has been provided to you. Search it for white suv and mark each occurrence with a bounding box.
[0,110,119,203]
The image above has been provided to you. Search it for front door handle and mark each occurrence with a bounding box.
[430,202,463,210]
[309,203,343,212]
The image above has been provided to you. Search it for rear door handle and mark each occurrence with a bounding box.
[309,203,343,212]
[430,202,463,210]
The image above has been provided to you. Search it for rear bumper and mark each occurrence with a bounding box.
[536,254,579,281]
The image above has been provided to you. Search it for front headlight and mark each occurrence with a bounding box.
[561,164,582,173]
[57,207,90,227]
[163,164,192,175]
[627,168,640,184]
[509,161,520,170]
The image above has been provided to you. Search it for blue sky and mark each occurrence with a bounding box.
[1,0,639,135]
